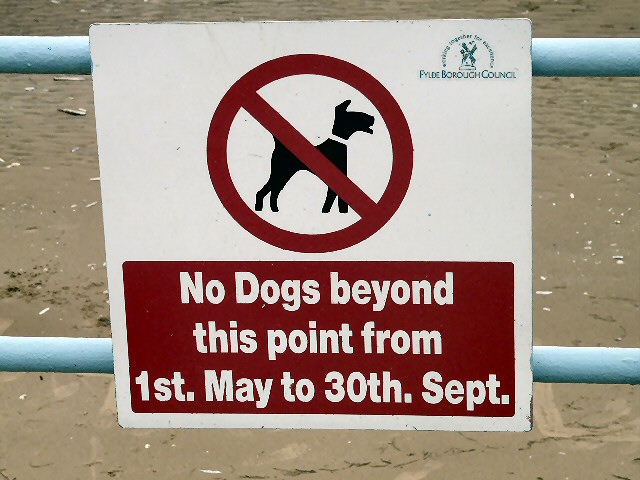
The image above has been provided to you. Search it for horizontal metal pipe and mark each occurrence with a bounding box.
[0,36,639,76]
[532,346,640,384]
[532,38,640,76]
[0,36,91,74]
[0,337,114,374]
[0,337,638,384]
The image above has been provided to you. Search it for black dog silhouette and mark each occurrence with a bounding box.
[255,100,374,213]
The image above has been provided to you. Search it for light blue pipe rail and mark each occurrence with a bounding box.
[0,36,639,76]
[532,38,640,76]
[0,337,114,374]
[0,36,91,74]
[532,346,640,384]
[0,337,638,384]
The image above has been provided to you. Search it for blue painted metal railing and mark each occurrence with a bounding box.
[0,36,639,384]
[0,36,91,74]
[0,337,638,384]
[1,36,640,76]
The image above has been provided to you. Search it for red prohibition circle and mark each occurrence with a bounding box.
[207,54,413,253]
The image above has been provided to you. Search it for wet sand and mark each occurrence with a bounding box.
[1,1,638,479]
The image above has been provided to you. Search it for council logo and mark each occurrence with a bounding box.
[419,34,517,80]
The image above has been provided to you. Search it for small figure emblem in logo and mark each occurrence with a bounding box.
[459,41,477,71]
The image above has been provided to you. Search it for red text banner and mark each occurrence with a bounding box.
[123,261,515,417]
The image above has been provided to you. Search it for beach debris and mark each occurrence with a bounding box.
[613,255,624,265]
[71,147,80,153]
[97,316,110,327]
[0,157,4,163]
[144,444,150,449]
[24,86,35,91]
[86,201,98,208]
[19,394,27,400]
[58,107,87,116]
[199,470,222,475]
[569,193,574,199]
[6,162,21,169]
[89,177,100,181]
[38,307,50,315]
[53,76,85,81]
[535,291,553,295]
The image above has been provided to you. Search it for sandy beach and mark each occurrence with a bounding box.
[1,1,638,478]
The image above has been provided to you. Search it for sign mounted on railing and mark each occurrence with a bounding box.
[90,19,532,431]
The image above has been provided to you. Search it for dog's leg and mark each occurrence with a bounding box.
[270,186,283,212]
[255,181,272,211]
[336,158,348,213]
[263,139,303,212]
[322,188,337,213]
[338,196,348,213]
[268,173,293,213]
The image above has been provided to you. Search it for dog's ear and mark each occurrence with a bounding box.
[336,100,351,112]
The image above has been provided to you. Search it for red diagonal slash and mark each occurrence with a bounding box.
[242,91,378,218]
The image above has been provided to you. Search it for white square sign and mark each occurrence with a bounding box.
[91,20,532,431]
